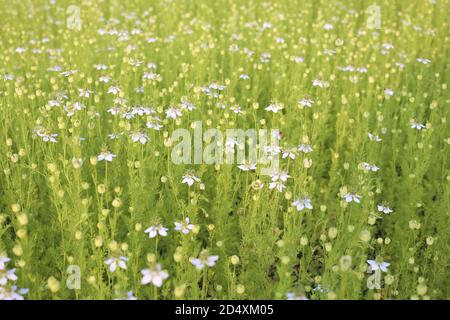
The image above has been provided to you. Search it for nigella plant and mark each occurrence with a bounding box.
[0,0,447,301]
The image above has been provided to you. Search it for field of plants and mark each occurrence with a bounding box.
[0,0,448,300]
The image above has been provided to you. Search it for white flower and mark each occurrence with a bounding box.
[165,107,182,119]
[265,103,283,113]
[312,284,327,293]
[382,43,394,50]
[108,133,122,140]
[417,58,431,64]
[357,67,368,73]
[131,106,154,116]
[286,292,308,300]
[340,65,356,72]
[191,250,219,270]
[107,106,122,115]
[107,86,121,95]
[143,72,161,81]
[377,205,393,214]
[230,105,243,114]
[298,144,313,153]
[129,58,143,67]
[323,23,333,30]
[144,224,168,238]
[73,102,84,111]
[323,49,336,56]
[97,150,116,162]
[99,75,111,83]
[47,65,63,72]
[0,268,17,285]
[130,131,149,145]
[64,102,84,117]
[239,74,250,80]
[237,163,256,171]
[4,73,14,80]
[78,88,93,98]
[141,264,169,287]
[94,64,108,70]
[265,144,282,155]
[343,193,362,203]
[38,132,58,143]
[269,181,286,192]
[282,149,296,159]
[367,259,390,272]
[271,170,291,182]
[299,97,314,108]
[47,100,61,107]
[368,133,382,142]
[122,111,134,120]
[146,120,163,131]
[180,100,196,111]
[262,21,272,29]
[292,196,313,211]
[209,82,226,91]
[0,255,11,270]
[175,217,194,234]
[362,162,380,172]
[411,121,426,130]
[60,70,77,77]
[0,286,28,300]
[312,79,325,87]
[384,88,395,96]
[201,87,215,97]
[182,173,200,186]
[114,97,128,105]
[104,256,128,272]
